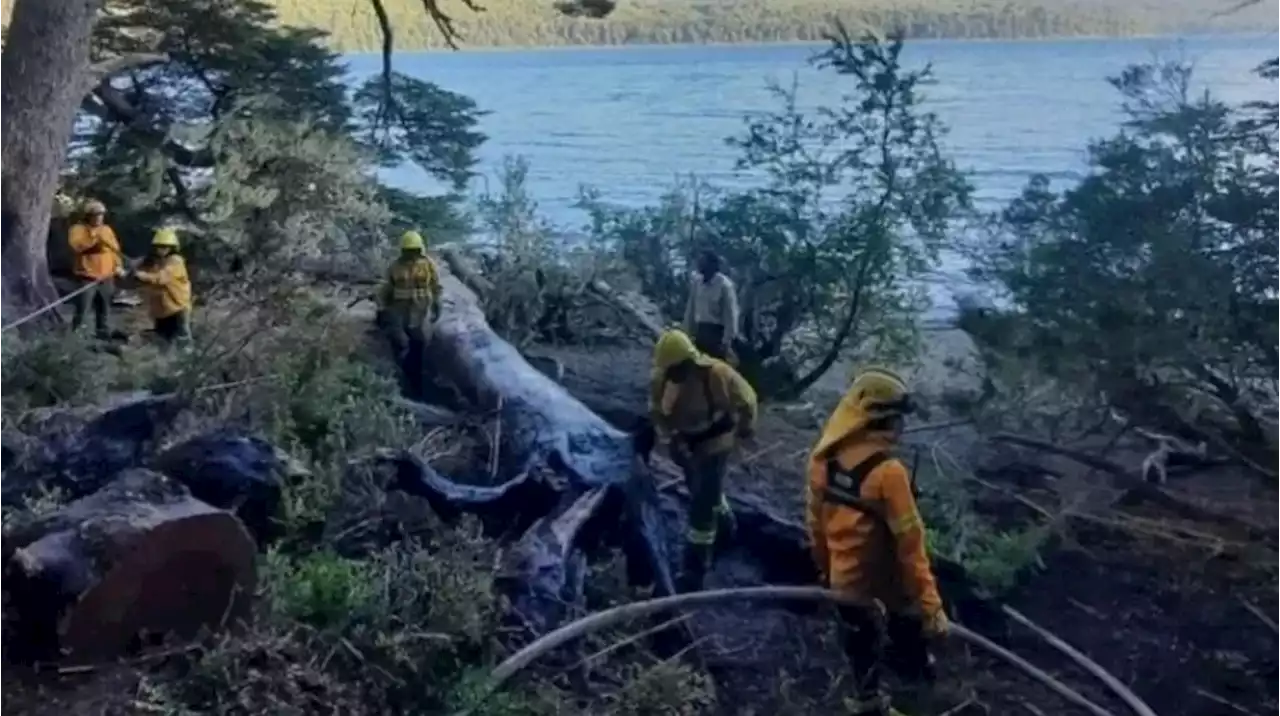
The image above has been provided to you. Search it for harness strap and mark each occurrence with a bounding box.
[822,451,892,517]
[676,367,735,447]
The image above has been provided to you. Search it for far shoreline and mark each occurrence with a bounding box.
[334,30,1279,56]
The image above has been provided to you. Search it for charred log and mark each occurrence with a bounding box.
[3,469,256,665]
[151,431,300,545]
[1,393,182,507]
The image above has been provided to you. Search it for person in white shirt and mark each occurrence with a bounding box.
[683,250,739,361]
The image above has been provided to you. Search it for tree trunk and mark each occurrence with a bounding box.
[0,0,104,321]
[3,469,257,665]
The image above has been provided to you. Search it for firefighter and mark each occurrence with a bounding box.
[649,328,757,591]
[132,228,192,343]
[67,199,124,338]
[378,230,442,399]
[806,368,948,716]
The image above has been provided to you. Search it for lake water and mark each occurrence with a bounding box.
[348,35,1277,310]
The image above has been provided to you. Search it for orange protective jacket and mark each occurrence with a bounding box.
[805,396,943,618]
[68,223,122,280]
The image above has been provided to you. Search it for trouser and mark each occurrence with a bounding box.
[153,310,192,343]
[838,603,936,715]
[693,321,731,361]
[382,307,430,399]
[71,278,114,337]
[839,604,891,715]
[675,446,734,591]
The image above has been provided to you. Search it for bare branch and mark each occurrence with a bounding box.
[87,83,215,168]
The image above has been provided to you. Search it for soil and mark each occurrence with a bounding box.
[542,341,1279,716]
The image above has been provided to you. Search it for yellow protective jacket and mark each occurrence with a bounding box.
[379,255,442,311]
[134,254,192,319]
[649,331,757,457]
[805,394,943,619]
[68,223,122,280]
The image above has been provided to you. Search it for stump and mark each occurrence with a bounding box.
[3,469,257,664]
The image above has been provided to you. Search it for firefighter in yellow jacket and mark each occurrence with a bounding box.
[67,199,124,338]
[378,230,442,398]
[132,228,193,343]
[806,368,947,716]
[649,329,757,591]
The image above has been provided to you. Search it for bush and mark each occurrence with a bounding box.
[583,27,971,398]
[966,59,1279,463]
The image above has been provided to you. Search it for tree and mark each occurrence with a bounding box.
[966,59,1278,468]
[68,0,485,267]
[2,0,106,321]
[585,25,971,398]
[0,0,488,322]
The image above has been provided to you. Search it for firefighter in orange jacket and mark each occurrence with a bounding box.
[806,368,947,716]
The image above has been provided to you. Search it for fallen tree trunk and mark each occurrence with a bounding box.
[3,469,257,665]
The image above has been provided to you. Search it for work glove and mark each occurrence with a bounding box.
[922,608,950,640]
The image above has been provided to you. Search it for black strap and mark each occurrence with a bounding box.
[678,367,734,447]
[822,451,892,517]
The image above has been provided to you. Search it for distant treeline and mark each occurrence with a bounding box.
[0,0,1268,49]
[270,0,1274,51]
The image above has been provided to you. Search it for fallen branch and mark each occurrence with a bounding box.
[1002,605,1159,716]
[991,432,1129,479]
[1236,596,1278,635]
[585,279,663,339]
[1191,687,1260,716]
[474,586,1117,716]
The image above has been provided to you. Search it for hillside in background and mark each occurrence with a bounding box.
[3,0,1272,50]
[269,0,1279,51]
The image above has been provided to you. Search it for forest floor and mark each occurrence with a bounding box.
[541,338,1279,716]
[3,296,1276,716]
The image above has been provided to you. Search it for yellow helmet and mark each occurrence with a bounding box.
[653,329,699,371]
[848,367,913,418]
[400,230,426,251]
[152,228,180,249]
[82,199,107,215]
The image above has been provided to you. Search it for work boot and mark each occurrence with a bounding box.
[677,543,710,593]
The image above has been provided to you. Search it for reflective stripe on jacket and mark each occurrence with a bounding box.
[380,256,441,308]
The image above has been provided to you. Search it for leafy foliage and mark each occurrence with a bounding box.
[965,58,1278,461]
[585,27,971,398]
[71,0,485,266]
